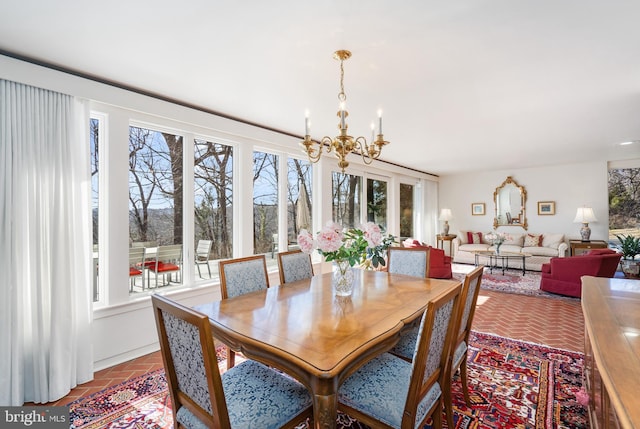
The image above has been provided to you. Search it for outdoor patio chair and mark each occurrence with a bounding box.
[151,294,313,429]
[146,244,182,287]
[195,239,212,279]
[128,246,146,291]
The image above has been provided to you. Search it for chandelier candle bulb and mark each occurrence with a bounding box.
[378,110,383,135]
[305,115,310,136]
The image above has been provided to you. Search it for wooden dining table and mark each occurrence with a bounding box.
[194,269,461,429]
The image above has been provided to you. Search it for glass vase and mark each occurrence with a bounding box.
[332,259,354,296]
[496,243,502,254]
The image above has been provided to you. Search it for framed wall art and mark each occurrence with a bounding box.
[471,203,485,216]
[537,201,555,215]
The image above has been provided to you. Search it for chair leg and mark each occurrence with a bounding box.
[460,357,472,406]
[432,402,443,429]
[197,263,202,279]
[443,369,455,429]
[226,346,236,370]
[207,262,211,279]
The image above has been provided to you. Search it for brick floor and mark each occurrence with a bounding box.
[35,287,584,407]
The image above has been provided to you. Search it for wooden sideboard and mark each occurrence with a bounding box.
[582,276,640,429]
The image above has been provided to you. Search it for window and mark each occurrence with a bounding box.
[608,166,640,240]
[194,138,233,280]
[128,126,184,290]
[332,172,362,228]
[253,151,279,258]
[399,183,414,240]
[287,158,312,248]
[90,117,100,302]
[367,178,388,230]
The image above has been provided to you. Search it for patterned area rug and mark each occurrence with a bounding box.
[452,263,571,299]
[68,332,586,429]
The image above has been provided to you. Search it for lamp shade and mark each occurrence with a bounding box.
[438,209,453,221]
[573,207,597,223]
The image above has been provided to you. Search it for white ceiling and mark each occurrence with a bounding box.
[1,0,639,175]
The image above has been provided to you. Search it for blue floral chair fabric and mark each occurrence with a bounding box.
[151,294,312,429]
[338,284,461,429]
[442,265,484,429]
[219,255,269,299]
[218,255,270,369]
[277,250,314,285]
[387,247,430,278]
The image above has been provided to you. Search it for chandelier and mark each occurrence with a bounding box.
[301,50,389,172]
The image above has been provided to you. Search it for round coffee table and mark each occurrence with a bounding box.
[473,251,531,275]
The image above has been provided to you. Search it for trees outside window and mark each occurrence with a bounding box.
[253,151,279,257]
[367,178,388,230]
[400,183,414,240]
[194,139,233,269]
[332,172,362,229]
[609,167,640,240]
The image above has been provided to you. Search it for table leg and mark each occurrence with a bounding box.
[522,256,526,276]
[312,393,337,429]
[501,256,506,275]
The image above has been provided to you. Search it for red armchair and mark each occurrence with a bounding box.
[540,248,622,298]
[403,239,453,279]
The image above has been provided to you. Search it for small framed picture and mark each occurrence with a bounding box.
[538,201,555,215]
[471,203,485,216]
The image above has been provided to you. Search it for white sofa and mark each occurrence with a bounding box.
[452,231,568,272]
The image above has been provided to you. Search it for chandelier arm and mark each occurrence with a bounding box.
[354,136,375,165]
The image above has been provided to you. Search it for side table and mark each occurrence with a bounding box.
[436,234,457,256]
[569,239,608,256]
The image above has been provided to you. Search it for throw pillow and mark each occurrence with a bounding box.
[458,231,469,244]
[524,233,542,247]
[467,231,484,244]
[541,233,564,249]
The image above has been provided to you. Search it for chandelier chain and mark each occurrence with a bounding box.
[338,58,346,102]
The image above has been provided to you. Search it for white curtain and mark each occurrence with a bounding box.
[0,79,93,405]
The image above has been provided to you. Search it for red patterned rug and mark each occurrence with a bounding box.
[68,332,587,428]
[452,264,573,299]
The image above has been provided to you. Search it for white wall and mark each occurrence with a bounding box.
[438,162,611,241]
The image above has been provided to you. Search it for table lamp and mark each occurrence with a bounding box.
[439,208,453,235]
[573,207,597,241]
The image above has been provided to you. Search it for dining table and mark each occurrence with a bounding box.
[194,269,461,429]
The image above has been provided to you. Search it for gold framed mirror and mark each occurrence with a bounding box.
[493,176,528,230]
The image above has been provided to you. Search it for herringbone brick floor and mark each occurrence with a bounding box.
[42,287,584,407]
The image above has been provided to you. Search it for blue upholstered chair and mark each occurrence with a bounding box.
[277,250,314,285]
[337,284,462,429]
[151,294,312,429]
[387,266,484,428]
[387,247,430,278]
[442,265,484,429]
[219,255,270,369]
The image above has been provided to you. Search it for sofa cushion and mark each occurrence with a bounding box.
[503,233,524,246]
[524,233,543,247]
[542,233,565,249]
[523,246,559,257]
[459,243,491,252]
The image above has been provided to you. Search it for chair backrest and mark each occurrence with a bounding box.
[196,240,212,260]
[277,250,314,284]
[404,283,462,427]
[132,240,157,248]
[456,266,484,346]
[387,247,430,278]
[128,246,145,267]
[219,255,269,299]
[155,244,182,264]
[151,294,230,428]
